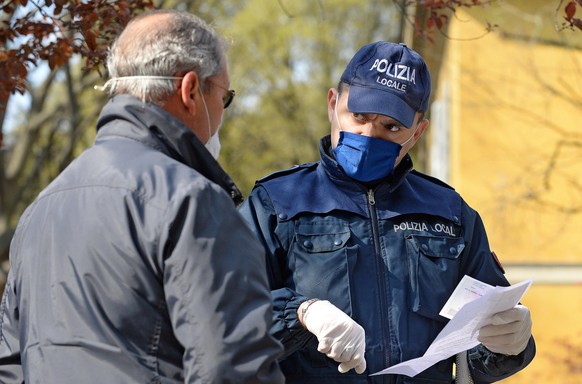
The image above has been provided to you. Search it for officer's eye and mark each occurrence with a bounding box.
[386,124,402,132]
[352,113,366,121]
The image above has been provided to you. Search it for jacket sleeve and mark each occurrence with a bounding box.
[160,181,284,383]
[239,185,315,357]
[469,338,536,383]
[0,270,25,383]
[460,203,536,382]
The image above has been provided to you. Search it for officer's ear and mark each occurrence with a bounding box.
[327,88,339,123]
[415,118,429,139]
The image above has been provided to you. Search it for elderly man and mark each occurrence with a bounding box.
[0,10,283,383]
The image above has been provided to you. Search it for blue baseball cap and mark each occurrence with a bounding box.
[340,41,431,128]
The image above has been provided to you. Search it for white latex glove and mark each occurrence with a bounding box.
[477,304,532,355]
[300,300,366,374]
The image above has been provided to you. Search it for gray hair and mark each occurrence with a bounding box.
[105,10,227,103]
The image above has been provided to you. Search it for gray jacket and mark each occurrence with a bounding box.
[0,95,284,383]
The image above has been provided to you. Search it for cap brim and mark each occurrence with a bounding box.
[347,85,416,128]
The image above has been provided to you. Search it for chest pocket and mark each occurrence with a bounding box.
[291,227,353,315]
[405,234,465,321]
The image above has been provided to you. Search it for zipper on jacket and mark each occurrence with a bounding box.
[367,188,391,369]
[367,190,380,257]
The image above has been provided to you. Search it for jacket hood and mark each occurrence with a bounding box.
[96,95,243,205]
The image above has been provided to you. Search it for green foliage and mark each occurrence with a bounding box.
[213,0,403,195]
[6,68,105,227]
[0,0,405,265]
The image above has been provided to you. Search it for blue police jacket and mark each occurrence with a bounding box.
[239,135,535,384]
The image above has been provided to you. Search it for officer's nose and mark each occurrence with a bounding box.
[357,122,379,138]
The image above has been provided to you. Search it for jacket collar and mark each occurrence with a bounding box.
[96,95,243,205]
[259,135,462,222]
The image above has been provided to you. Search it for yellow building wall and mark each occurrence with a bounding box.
[430,4,582,383]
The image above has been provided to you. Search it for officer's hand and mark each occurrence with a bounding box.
[477,304,532,355]
[299,299,366,374]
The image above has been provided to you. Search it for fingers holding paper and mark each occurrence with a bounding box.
[477,304,532,355]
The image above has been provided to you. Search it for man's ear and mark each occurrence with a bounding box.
[327,88,338,122]
[415,118,429,139]
[180,71,200,114]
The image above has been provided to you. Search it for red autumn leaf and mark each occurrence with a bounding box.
[84,31,97,51]
[427,16,435,29]
[17,62,28,79]
[47,54,56,70]
[565,1,577,21]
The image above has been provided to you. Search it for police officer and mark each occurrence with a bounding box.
[239,41,535,383]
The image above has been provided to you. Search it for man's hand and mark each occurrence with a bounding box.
[477,304,532,355]
[299,299,366,374]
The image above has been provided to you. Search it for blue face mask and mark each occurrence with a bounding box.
[333,131,402,182]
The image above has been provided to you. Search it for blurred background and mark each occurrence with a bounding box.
[1,1,581,382]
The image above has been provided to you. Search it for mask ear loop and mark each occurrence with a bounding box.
[198,87,212,144]
[94,76,183,92]
[399,122,420,146]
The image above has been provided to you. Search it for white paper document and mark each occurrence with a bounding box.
[371,277,533,377]
[439,275,494,320]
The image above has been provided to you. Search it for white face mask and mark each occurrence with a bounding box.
[205,130,221,160]
[199,88,221,160]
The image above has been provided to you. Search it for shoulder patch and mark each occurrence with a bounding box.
[256,162,318,184]
[490,251,506,274]
[410,170,455,190]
